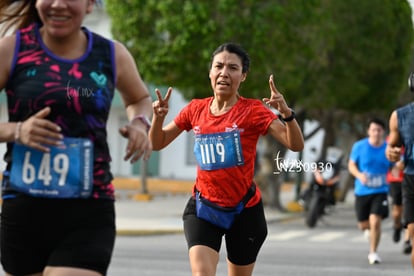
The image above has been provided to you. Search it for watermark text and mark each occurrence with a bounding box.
[273,151,332,174]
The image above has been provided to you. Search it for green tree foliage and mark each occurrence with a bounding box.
[105,0,413,207]
[317,0,414,112]
[105,0,331,102]
[106,0,413,114]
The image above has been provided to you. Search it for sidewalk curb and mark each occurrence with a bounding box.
[116,229,184,236]
[113,178,305,236]
[113,177,194,194]
[112,177,298,195]
[115,212,303,236]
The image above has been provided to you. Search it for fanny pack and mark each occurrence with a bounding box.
[195,184,256,229]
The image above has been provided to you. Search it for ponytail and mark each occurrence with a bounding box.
[0,0,41,36]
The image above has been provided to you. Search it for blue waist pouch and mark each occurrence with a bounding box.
[195,184,256,229]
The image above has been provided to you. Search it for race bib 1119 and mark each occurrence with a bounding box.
[194,132,244,171]
[10,138,93,198]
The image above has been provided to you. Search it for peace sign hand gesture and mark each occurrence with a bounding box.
[153,87,172,119]
[262,74,291,117]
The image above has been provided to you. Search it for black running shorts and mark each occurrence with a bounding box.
[1,195,116,275]
[355,193,389,222]
[183,196,268,265]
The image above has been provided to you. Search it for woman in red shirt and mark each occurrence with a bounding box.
[150,42,304,276]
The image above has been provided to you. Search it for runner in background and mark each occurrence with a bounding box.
[348,118,392,265]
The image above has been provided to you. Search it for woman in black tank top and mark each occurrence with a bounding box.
[0,1,152,275]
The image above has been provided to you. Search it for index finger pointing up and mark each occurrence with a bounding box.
[269,74,280,95]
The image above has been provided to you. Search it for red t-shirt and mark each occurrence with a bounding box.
[174,96,277,207]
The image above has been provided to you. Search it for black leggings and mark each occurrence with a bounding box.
[183,197,267,265]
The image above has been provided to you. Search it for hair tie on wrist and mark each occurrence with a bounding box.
[131,114,151,132]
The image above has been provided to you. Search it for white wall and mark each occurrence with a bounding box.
[84,6,112,36]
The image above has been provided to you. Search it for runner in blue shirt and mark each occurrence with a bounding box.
[348,118,392,265]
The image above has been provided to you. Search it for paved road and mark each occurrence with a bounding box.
[108,201,413,276]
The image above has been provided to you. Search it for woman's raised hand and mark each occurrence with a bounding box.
[153,87,172,118]
[262,74,290,115]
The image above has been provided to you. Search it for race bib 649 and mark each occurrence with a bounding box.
[10,138,93,198]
